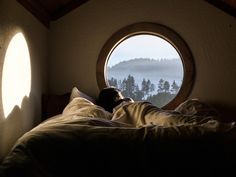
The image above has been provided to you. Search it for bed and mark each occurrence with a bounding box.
[0,87,236,177]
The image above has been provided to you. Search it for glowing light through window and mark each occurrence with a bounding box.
[2,32,31,118]
[106,34,183,108]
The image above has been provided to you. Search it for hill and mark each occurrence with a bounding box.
[107,58,183,86]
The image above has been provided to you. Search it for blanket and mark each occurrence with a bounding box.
[112,101,220,127]
[0,97,236,177]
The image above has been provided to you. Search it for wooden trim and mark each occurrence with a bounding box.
[96,22,195,109]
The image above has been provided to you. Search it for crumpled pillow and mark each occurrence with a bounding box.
[63,97,112,120]
[174,98,220,118]
[70,86,96,103]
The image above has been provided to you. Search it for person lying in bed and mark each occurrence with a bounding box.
[97,86,134,113]
[97,87,219,127]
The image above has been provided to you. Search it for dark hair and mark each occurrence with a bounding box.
[97,87,121,112]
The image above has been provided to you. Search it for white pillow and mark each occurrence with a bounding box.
[70,86,95,103]
[63,97,112,120]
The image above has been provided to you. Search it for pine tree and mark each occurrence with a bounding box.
[122,75,136,98]
[157,78,164,93]
[146,79,151,95]
[171,80,180,94]
[150,83,155,93]
[141,79,147,94]
[134,85,144,100]
[163,81,170,93]
[108,77,118,88]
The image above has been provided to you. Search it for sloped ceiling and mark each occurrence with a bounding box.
[16,0,89,28]
[17,0,235,28]
[206,0,236,17]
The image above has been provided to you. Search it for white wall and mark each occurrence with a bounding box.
[0,0,48,159]
[49,0,236,121]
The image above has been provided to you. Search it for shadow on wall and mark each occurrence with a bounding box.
[213,103,236,123]
[0,95,34,161]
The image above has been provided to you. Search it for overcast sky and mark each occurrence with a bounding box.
[107,34,181,67]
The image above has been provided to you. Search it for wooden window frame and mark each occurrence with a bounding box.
[96,22,195,109]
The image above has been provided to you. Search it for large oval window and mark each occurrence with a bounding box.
[97,23,195,109]
[2,32,31,118]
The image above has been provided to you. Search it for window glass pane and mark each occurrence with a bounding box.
[106,34,183,107]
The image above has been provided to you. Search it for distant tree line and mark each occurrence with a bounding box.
[108,74,180,107]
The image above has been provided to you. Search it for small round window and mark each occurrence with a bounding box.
[97,23,194,109]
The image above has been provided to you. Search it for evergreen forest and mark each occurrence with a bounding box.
[108,74,180,107]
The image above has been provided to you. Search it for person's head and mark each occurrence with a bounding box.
[97,87,124,113]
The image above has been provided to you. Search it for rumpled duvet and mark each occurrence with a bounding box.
[111,101,219,127]
[0,97,236,177]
